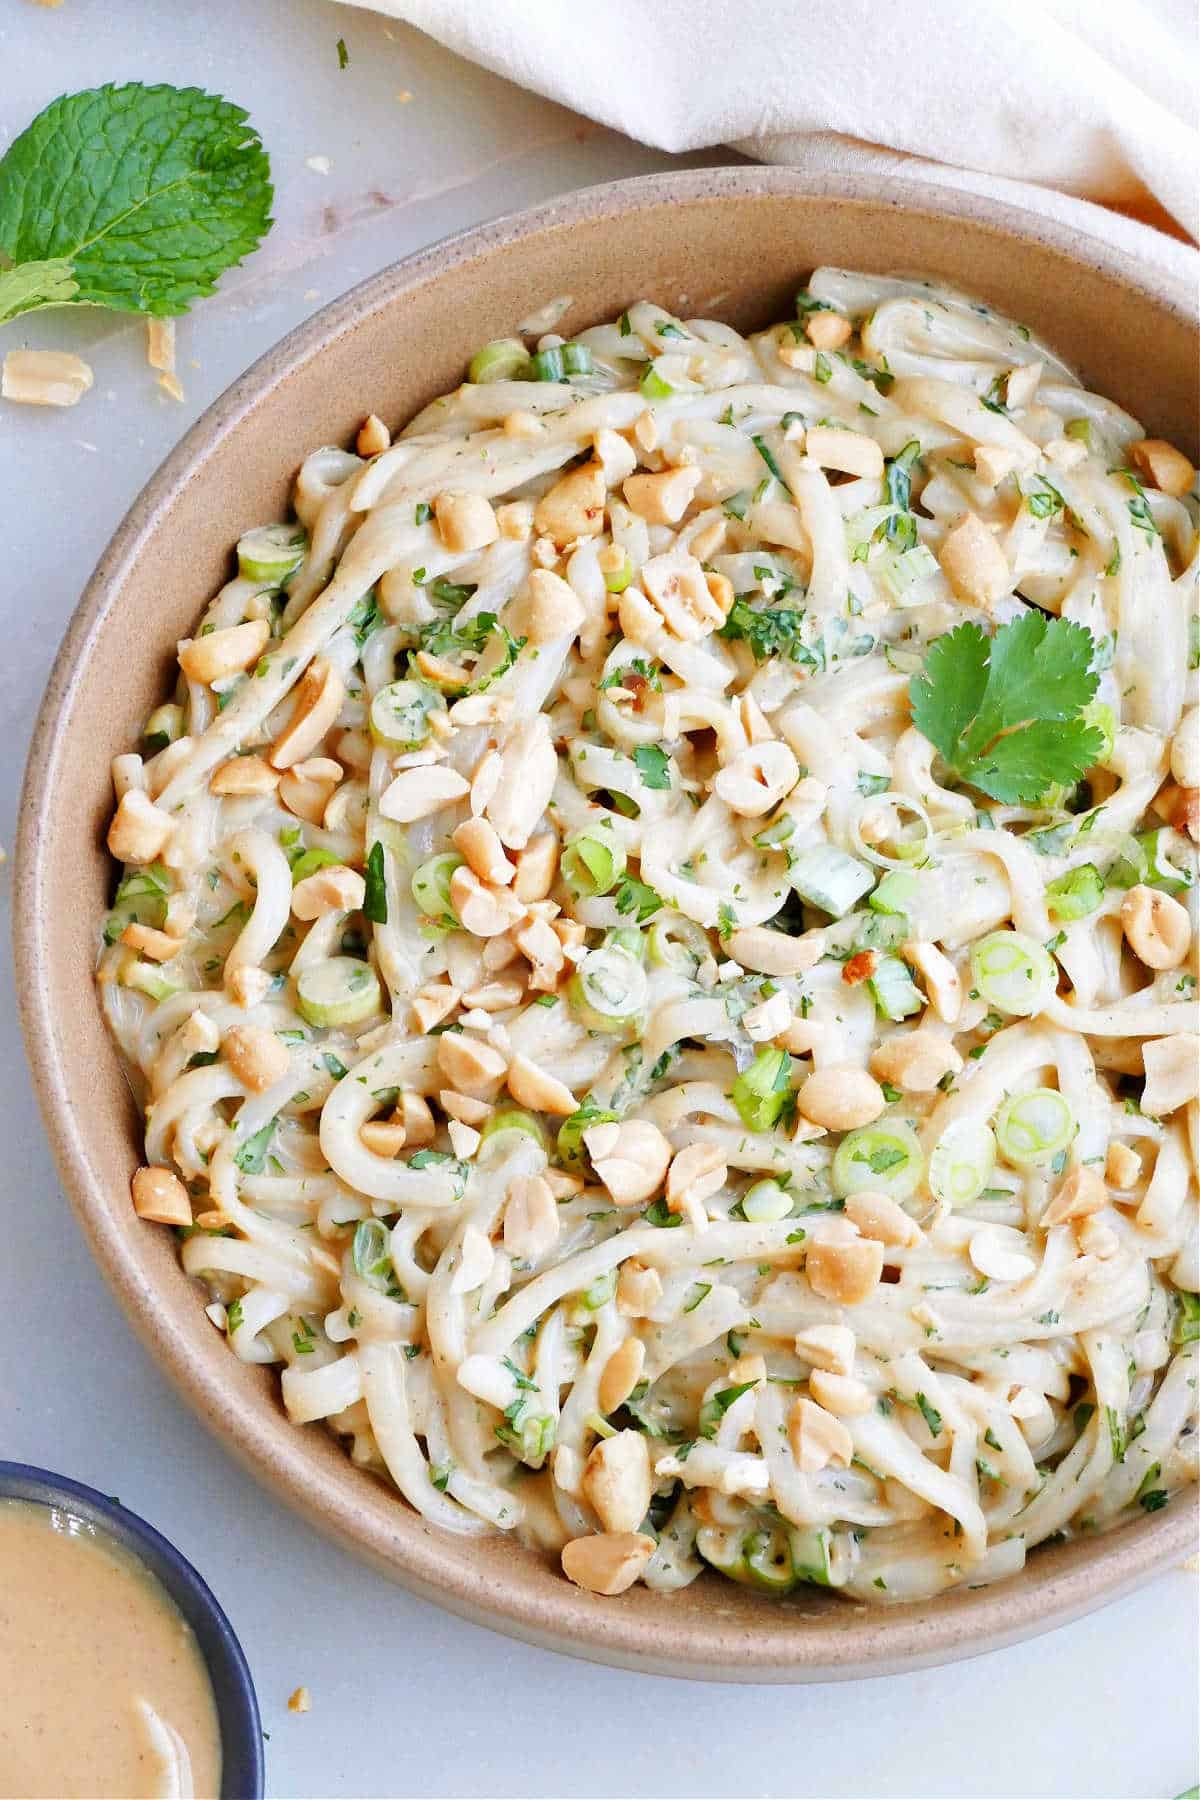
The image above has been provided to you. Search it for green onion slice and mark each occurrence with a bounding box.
[994,1088,1075,1167]
[969,930,1057,1017]
[561,833,626,898]
[928,1120,996,1207]
[832,1121,924,1199]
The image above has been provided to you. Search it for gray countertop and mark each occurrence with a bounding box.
[1,2,1196,1795]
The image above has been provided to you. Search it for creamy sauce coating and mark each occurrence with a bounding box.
[0,1499,222,1799]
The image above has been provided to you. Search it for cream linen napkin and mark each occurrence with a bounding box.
[336,0,1199,285]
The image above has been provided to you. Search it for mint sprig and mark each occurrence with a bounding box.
[0,83,272,323]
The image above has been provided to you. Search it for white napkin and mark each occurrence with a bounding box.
[337,0,1199,286]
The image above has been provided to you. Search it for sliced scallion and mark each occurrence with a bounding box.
[561,833,626,899]
[994,1088,1075,1167]
[832,1121,924,1199]
[969,930,1057,1017]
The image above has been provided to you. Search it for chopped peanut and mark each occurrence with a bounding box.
[291,865,366,920]
[938,512,1010,609]
[399,1090,436,1146]
[793,1324,856,1377]
[506,1052,576,1115]
[902,941,961,1024]
[640,547,727,641]
[1130,438,1195,499]
[453,817,515,887]
[534,461,606,545]
[869,1030,962,1094]
[584,1119,673,1207]
[788,1396,854,1471]
[179,619,269,685]
[796,1065,884,1131]
[1042,1166,1107,1226]
[451,866,526,938]
[435,1031,508,1097]
[974,444,1019,486]
[210,755,280,798]
[727,925,823,978]
[356,413,391,456]
[513,833,559,902]
[808,1369,872,1415]
[598,1337,646,1414]
[844,1190,921,1247]
[278,757,342,824]
[439,1089,492,1126]
[107,789,173,864]
[513,914,565,990]
[496,500,534,542]
[269,658,345,769]
[665,1143,726,1218]
[379,763,470,824]
[503,1174,559,1259]
[360,1120,406,1158]
[411,982,461,1033]
[223,1024,290,1093]
[518,568,586,644]
[120,923,183,962]
[582,1431,652,1534]
[806,311,852,351]
[561,1531,655,1596]
[1120,884,1191,970]
[616,1260,663,1316]
[131,1165,192,1227]
[1105,1142,1142,1190]
[434,490,498,553]
[2,348,93,407]
[806,1229,885,1305]
[622,465,702,525]
[803,427,884,479]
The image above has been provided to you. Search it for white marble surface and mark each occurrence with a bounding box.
[1,3,1196,1796]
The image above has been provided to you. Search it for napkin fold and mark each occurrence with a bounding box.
[339,0,1199,284]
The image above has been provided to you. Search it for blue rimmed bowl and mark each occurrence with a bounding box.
[0,1463,264,1799]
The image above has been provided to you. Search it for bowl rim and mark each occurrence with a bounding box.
[15,164,1198,1683]
[0,1461,264,1797]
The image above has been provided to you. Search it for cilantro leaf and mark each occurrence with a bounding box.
[717,599,815,665]
[613,876,663,922]
[363,841,388,924]
[0,84,273,320]
[633,745,671,790]
[911,621,990,756]
[910,615,1102,805]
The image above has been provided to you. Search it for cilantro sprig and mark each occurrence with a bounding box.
[910,613,1103,804]
[718,599,817,666]
[0,84,272,325]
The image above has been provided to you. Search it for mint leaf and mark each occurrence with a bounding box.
[910,615,1102,805]
[0,256,79,325]
[0,83,272,319]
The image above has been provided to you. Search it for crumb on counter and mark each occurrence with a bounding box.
[288,1686,311,1715]
[305,155,332,176]
[2,348,93,407]
[146,317,176,375]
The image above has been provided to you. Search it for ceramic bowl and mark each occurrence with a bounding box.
[15,167,1198,1681]
[0,1462,263,1796]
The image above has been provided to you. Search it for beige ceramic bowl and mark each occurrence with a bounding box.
[16,168,1198,1681]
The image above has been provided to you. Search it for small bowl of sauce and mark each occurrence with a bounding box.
[0,1464,263,1800]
